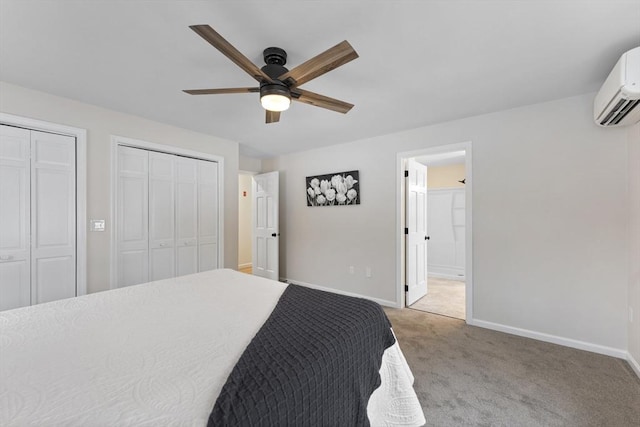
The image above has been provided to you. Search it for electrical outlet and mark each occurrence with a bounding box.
[349,266,355,275]
[365,267,372,278]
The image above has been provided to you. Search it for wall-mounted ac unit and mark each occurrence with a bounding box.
[594,46,640,127]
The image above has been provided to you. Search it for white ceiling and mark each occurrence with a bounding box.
[1,1,639,158]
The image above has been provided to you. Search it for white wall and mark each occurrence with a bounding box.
[238,174,253,268]
[264,93,630,354]
[0,82,240,294]
[629,123,640,371]
[239,155,262,173]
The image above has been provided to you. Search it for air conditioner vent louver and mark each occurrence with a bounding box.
[599,98,640,126]
[594,46,640,127]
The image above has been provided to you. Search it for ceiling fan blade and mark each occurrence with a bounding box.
[189,25,273,83]
[278,40,358,87]
[266,110,281,124]
[183,87,259,95]
[292,89,354,114]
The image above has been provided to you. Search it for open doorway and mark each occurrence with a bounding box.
[238,172,254,275]
[397,142,473,322]
[411,152,466,319]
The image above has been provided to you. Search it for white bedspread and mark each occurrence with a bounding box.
[0,269,424,426]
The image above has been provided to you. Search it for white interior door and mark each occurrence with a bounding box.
[406,158,428,306]
[198,160,218,272]
[252,171,279,280]
[149,152,175,281]
[0,125,31,310]
[117,146,149,287]
[30,130,77,305]
[176,156,199,276]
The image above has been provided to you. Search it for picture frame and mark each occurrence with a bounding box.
[305,170,360,207]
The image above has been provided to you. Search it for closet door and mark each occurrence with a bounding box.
[0,125,31,310]
[149,152,175,281]
[30,130,76,305]
[176,157,198,276]
[117,146,149,287]
[198,160,218,272]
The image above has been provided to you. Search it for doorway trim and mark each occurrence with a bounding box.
[109,135,225,289]
[396,141,473,322]
[0,112,88,296]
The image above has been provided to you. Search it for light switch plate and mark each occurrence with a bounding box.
[90,219,106,232]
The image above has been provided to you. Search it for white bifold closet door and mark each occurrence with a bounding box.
[197,161,218,272]
[176,156,198,276]
[149,152,176,281]
[0,124,76,311]
[117,146,150,287]
[116,145,218,288]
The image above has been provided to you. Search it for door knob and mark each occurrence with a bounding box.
[271,233,280,237]
[425,236,430,240]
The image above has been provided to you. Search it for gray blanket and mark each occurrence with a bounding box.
[208,284,396,426]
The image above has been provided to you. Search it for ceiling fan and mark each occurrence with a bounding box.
[183,25,359,124]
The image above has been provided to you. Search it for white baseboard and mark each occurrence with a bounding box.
[468,318,628,360]
[627,352,640,379]
[282,277,398,308]
[237,262,251,269]
[276,277,635,366]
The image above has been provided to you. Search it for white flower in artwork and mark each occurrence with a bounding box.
[314,186,321,195]
[331,174,343,189]
[336,193,347,204]
[317,194,327,204]
[307,187,315,198]
[310,178,320,189]
[347,188,357,201]
[345,175,358,189]
[325,188,336,202]
[320,179,330,194]
[336,181,348,195]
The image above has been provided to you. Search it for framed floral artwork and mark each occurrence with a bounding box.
[306,170,360,207]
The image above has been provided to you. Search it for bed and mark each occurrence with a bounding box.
[0,268,425,426]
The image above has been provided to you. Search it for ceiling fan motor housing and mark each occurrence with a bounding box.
[261,47,289,81]
[260,80,290,100]
[260,46,291,104]
[263,47,287,65]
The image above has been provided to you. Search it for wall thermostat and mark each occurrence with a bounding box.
[90,220,106,232]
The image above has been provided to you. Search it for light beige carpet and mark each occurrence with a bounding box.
[410,277,465,319]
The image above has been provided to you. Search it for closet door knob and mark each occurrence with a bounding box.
[425,236,430,240]
[271,233,280,237]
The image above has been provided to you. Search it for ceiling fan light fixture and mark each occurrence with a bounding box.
[260,84,291,112]
[184,25,359,123]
